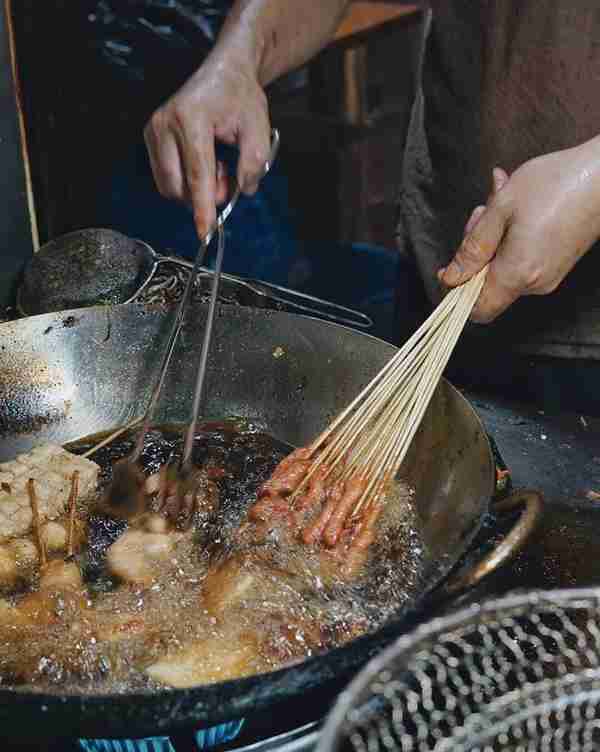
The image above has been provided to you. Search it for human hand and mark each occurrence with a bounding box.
[438,138,600,322]
[144,54,271,237]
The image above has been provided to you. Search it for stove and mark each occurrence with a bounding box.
[8,392,600,752]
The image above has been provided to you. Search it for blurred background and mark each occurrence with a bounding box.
[4,0,424,341]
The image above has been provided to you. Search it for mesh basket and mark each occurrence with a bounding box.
[317,589,600,752]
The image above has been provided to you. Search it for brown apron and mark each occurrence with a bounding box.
[399,0,600,360]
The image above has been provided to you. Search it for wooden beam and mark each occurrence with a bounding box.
[4,0,38,251]
[0,1,37,306]
[334,2,421,45]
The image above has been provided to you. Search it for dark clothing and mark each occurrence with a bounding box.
[399,1,600,360]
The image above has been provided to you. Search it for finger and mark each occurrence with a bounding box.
[215,161,229,205]
[174,122,218,238]
[492,167,510,194]
[470,236,523,323]
[237,113,271,195]
[470,266,520,323]
[461,166,509,239]
[464,205,486,237]
[144,118,185,201]
[439,199,510,287]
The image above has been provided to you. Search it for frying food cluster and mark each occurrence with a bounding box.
[0,426,419,694]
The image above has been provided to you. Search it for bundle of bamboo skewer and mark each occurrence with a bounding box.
[290,266,489,517]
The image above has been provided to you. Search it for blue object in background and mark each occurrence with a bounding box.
[78,719,245,752]
[95,140,408,345]
[294,241,403,344]
[95,141,301,288]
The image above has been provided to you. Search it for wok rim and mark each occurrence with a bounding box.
[0,305,495,737]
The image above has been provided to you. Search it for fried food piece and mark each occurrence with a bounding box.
[95,613,147,644]
[151,465,219,529]
[145,630,260,688]
[203,554,259,617]
[18,560,87,626]
[0,547,20,589]
[247,448,383,580]
[105,462,219,531]
[0,446,98,542]
[16,475,89,626]
[106,514,181,587]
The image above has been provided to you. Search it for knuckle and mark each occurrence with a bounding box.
[156,167,183,201]
[255,86,268,111]
[157,180,178,201]
[247,147,267,175]
[516,262,544,291]
[534,277,560,295]
[148,106,169,136]
[471,309,492,324]
[170,102,187,131]
[460,234,486,265]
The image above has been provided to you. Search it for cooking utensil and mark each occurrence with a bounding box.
[105,132,280,514]
[0,303,540,741]
[290,267,487,524]
[16,227,372,328]
[318,587,600,752]
[180,127,280,477]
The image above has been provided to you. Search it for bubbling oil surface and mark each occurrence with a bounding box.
[0,421,425,695]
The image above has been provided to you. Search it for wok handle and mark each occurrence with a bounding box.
[241,278,374,329]
[443,489,543,595]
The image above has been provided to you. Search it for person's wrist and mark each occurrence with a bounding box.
[570,135,600,242]
[210,16,265,86]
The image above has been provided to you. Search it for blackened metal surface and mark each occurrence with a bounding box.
[0,303,494,740]
[20,228,152,313]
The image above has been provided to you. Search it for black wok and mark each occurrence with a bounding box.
[0,303,540,741]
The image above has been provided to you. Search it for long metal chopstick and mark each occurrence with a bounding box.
[179,129,281,474]
[179,222,226,474]
[130,235,210,464]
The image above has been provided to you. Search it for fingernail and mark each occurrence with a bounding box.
[242,180,259,195]
[492,167,507,193]
[194,212,213,239]
[465,206,485,236]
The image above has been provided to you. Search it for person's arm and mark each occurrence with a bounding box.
[438,135,600,322]
[144,0,351,236]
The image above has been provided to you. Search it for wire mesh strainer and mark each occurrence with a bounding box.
[317,589,600,752]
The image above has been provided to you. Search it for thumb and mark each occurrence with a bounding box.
[439,199,510,287]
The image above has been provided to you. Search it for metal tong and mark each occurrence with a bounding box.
[104,130,281,517]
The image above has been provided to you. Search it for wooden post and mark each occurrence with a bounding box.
[0,0,38,307]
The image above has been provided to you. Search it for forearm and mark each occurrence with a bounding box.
[573,134,600,238]
[211,0,351,86]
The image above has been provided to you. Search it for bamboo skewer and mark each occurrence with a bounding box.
[81,416,144,459]
[66,471,79,558]
[291,266,489,517]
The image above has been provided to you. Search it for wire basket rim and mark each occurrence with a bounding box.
[317,586,600,752]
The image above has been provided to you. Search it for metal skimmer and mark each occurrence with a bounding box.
[317,589,600,752]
